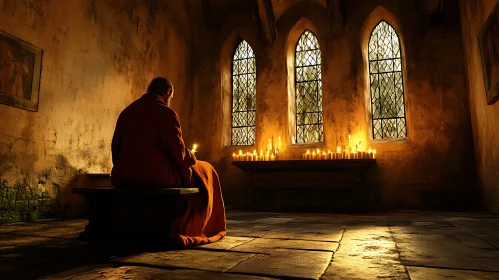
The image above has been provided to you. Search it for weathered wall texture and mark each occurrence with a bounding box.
[460,0,499,213]
[0,0,193,221]
[190,0,478,210]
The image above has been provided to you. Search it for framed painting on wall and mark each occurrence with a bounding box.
[0,30,42,111]
[479,2,499,105]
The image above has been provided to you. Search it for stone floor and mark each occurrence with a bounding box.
[1,211,499,279]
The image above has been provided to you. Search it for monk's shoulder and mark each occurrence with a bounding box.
[159,105,180,120]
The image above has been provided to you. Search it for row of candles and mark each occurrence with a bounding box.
[233,136,281,161]
[233,150,276,161]
[302,147,376,160]
[232,147,376,161]
[231,135,376,161]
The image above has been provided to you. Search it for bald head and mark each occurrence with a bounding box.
[147,77,174,105]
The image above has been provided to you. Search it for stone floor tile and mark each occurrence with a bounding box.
[231,237,338,253]
[0,233,53,250]
[446,217,499,248]
[393,232,499,271]
[261,227,343,242]
[254,217,296,224]
[407,266,499,280]
[31,219,88,227]
[322,226,408,280]
[114,249,256,272]
[229,248,332,280]
[198,236,255,250]
[227,224,271,238]
[0,222,49,234]
[389,221,460,235]
[42,265,276,280]
[10,225,83,238]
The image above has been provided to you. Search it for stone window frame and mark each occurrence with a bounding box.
[285,19,326,148]
[360,6,410,144]
[368,20,407,140]
[220,21,262,149]
[231,40,257,146]
[294,30,324,144]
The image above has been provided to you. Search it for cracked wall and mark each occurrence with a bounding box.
[190,0,478,210]
[460,0,499,213]
[0,0,194,221]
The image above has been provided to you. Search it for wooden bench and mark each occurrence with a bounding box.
[73,173,199,241]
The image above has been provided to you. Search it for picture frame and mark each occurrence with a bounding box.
[479,1,499,105]
[0,29,42,111]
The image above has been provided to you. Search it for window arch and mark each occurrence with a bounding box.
[295,30,323,144]
[231,40,256,146]
[368,20,407,139]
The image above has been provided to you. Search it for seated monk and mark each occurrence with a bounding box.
[110,77,226,247]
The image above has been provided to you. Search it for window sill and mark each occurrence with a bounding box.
[290,142,325,148]
[369,137,409,144]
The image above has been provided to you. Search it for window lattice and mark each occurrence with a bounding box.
[368,21,407,139]
[295,30,323,144]
[231,40,256,146]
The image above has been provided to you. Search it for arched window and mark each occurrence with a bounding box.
[295,30,323,144]
[368,21,407,139]
[231,40,256,146]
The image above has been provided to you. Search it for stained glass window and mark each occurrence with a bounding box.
[232,40,256,146]
[368,21,407,139]
[295,30,323,144]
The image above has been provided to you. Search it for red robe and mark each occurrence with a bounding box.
[111,93,226,247]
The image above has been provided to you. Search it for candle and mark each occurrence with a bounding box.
[265,152,270,161]
[305,150,310,160]
[278,136,281,150]
[312,151,316,160]
[322,151,327,160]
[232,152,237,161]
[253,150,257,161]
[373,149,377,159]
[328,149,332,160]
[270,153,275,161]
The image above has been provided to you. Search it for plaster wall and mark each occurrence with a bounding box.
[191,0,477,210]
[460,0,499,213]
[0,0,193,220]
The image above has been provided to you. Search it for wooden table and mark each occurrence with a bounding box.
[232,159,377,213]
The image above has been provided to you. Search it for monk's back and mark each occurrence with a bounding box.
[111,94,180,188]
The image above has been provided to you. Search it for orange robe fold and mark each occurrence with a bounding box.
[170,161,227,247]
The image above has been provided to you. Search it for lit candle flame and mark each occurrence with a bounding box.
[306,150,310,154]
[337,146,341,153]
